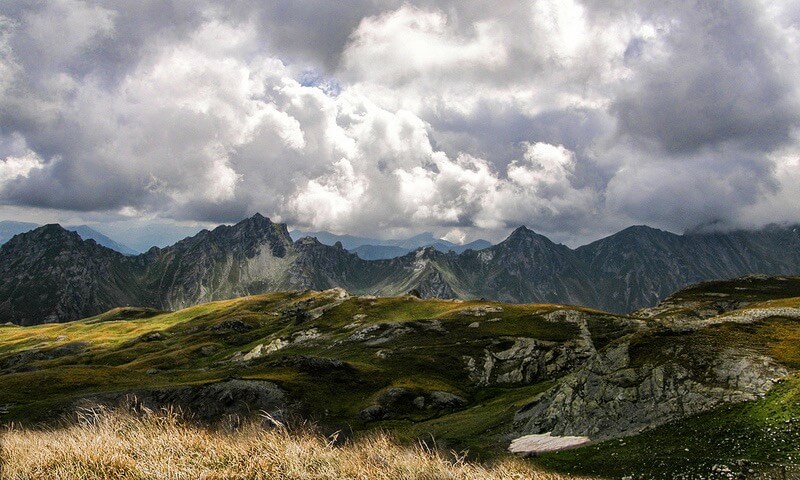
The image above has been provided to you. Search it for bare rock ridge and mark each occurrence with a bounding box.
[1,215,800,324]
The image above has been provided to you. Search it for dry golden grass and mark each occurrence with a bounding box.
[0,408,579,480]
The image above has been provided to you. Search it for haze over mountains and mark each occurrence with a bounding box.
[1,220,490,261]
[290,229,492,259]
[1,214,799,326]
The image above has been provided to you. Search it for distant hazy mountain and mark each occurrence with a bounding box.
[289,230,378,250]
[351,244,411,260]
[2,214,800,325]
[290,229,491,259]
[67,225,139,256]
[105,222,220,252]
[0,221,39,244]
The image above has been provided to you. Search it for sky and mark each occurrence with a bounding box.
[1,0,799,248]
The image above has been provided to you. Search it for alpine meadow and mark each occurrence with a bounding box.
[2,1,800,479]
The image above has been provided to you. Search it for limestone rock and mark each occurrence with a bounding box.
[512,341,789,441]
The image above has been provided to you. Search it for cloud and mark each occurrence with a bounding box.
[0,150,43,184]
[0,1,798,246]
[290,159,368,229]
[342,5,507,87]
[392,142,598,233]
[612,1,800,154]
[21,0,115,67]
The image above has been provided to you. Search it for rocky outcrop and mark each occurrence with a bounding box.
[359,387,468,422]
[0,341,88,373]
[463,310,601,386]
[464,337,590,386]
[83,379,289,422]
[512,341,788,441]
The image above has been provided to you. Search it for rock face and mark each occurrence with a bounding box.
[464,337,590,386]
[2,215,800,324]
[144,213,297,310]
[463,309,614,387]
[512,341,788,441]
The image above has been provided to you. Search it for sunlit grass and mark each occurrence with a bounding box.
[0,407,583,480]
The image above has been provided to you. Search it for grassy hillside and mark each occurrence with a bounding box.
[0,290,618,430]
[2,277,800,478]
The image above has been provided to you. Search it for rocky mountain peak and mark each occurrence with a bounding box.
[500,225,556,250]
[13,223,78,242]
[200,214,293,257]
[613,225,674,241]
[230,213,275,234]
[0,223,109,256]
[295,236,323,247]
[509,225,533,236]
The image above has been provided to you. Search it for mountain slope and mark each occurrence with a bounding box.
[143,213,297,310]
[0,226,147,325]
[462,226,597,305]
[578,224,800,312]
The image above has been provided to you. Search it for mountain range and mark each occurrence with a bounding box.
[1,213,799,325]
[289,229,492,259]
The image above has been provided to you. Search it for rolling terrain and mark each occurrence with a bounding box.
[1,275,800,477]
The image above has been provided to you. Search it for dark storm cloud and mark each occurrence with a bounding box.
[613,0,800,154]
[244,1,389,71]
